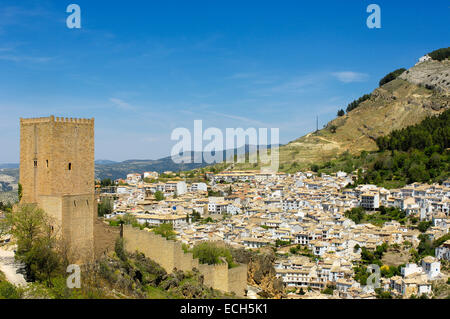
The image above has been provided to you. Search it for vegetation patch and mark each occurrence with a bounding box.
[346,93,371,113]
[428,47,450,62]
[313,109,449,188]
[344,206,407,227]
[190,242,237,269]
[379,68,406,86]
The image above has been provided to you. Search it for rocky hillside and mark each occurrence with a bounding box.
[222,54,450,172]
[400,58,450,92]
[18,242,235,299]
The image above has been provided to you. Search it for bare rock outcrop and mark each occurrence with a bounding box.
[400,59,450,93]
[230,247,285,299]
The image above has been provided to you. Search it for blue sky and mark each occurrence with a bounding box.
[0,0,449,163]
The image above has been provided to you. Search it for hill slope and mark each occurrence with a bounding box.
[226,57,450,172]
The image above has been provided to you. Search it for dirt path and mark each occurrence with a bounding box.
[0,246,27,287]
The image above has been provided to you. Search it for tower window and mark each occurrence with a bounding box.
[46,160,49,168]
[34,160,37,167]
[68,163,72,170]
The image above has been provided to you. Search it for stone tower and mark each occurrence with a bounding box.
[19,115,95,262]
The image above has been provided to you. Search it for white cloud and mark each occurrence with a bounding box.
[208,111,268,127]
[109,98,135,111]
[253,73,327,97]
[332,71,369,83]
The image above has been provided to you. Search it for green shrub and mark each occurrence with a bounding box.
[98,197,114,217]
[192,242,236,268]
[346,94,371,113]
[375,288,392,299]
[418,221,432,233]
[428,47,450,61]
[322,287,334,295]
[275,239,291,247]
[153,223,176,240]
[379,68,406,86]
[0,282,22,299]
[109,220,121,227]
[154,191,165,201]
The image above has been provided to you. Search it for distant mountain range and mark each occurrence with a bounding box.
[0,145,278,183]
[0,163,19,169]
[94,144,278,180]
[94,160,118,165]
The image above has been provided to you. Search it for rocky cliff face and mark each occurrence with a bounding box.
[231,247,285,299]
[400,59,450,92]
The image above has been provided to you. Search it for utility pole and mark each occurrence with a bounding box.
[316,116,319,133]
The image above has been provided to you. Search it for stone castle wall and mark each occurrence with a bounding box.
[94,219,121,259]
[123,225,248,297]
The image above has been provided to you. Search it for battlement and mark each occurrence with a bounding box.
[20,115,94,125]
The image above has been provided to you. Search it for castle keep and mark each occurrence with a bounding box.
[20,116,95,261]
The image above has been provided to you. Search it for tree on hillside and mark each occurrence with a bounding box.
[98,197,114,217]
[379,68,406,86]
[346,94,371,113]
[6,204,62,283]
[100,178,114,187]
[428,47,450,61]
[418,221,432,233]
[376,109,450,153]
[337,109,345,117]
[18,183,23,202]
[344,207,365,224]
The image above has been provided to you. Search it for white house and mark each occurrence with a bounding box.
[242,237,270,249]
[401,263,423,277]
[190,182,207,192]
[421,256,441,280]
[435,240,450,261]
[360,192,379,210]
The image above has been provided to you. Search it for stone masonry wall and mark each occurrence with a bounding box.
[123,225,247,297]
